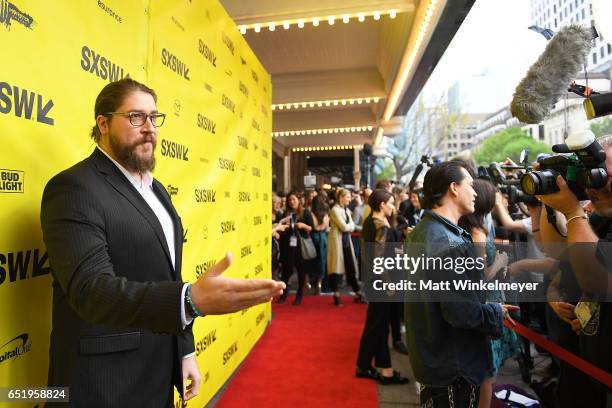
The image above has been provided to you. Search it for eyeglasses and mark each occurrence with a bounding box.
[104,111,166,127]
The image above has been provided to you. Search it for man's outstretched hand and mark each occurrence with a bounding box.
[191,252,286,315]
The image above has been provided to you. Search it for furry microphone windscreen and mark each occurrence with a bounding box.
[510,24,593,124]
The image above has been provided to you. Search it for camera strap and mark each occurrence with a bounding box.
[545,205,567,238]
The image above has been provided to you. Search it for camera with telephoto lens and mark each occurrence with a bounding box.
[485,161,539,207]
[520,132,608,200]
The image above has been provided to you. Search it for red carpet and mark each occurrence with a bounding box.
[216,295,378,407]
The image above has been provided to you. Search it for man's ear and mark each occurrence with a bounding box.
[449,182,459,197]
[96,115,109,138]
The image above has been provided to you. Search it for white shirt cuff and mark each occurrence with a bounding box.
[182,352,196,360]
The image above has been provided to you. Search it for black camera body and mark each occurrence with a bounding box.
[484,163,539,207]
[520,138,608,200]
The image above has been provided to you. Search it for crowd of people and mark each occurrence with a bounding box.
[271,149,611,407]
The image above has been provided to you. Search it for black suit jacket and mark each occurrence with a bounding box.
[40,148,194,407]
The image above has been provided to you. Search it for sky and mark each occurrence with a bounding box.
[420,0,549,114]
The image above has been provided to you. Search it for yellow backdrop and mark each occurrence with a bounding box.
[0,1,272,406]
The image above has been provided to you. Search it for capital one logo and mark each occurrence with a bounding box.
[0,333,32,364]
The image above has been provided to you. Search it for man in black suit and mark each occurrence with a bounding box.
[40,78,285,406]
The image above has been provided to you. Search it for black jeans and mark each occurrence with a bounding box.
[280,246,306,298]
[356,302,392,370]
[389,302,403,343]
[420,377,479,408]
[329,244,361,293]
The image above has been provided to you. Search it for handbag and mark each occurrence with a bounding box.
[298,233,317,260]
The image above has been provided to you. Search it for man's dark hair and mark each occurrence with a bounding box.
[459,179,496,233]
[368,189,393,212]
[91,78,157,143]
[422,161,469,209]
[449,157,477,178]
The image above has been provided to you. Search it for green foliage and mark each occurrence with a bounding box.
[591,117,612,138]
[376,159,396,180]
[473,127,551,165]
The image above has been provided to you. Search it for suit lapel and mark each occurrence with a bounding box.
[153,180,182,279]
[91,149,175,272]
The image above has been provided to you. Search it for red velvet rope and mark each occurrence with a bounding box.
[505,320,612,389]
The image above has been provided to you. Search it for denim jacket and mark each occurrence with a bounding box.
[404,210,503,386]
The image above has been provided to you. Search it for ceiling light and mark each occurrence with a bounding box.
[313,18,319,27]
[325,101,331,106]
[341,100,347,105]
[301,102,307,108]
[349,99,355,104]
[271,105,276,110]
[367,126,373,131]
[342,15,350,23]
[254,24,261,33]
[283,21,290,29]
[389,9,397,19]
[328,16,335,25]
[373,12,381,20]
[358,13,365,22]
[269,24,275,31]
[317,101,322,107]
[297,20,305,28]
[309,102,315,107]
[365,98,371,103]
[374,97,380,103]
[333,101,339,106]
[239,26,247,34]
[357,98,363,104]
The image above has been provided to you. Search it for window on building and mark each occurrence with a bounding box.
[581,9,585,19]
[602,47,605,59]
[554,4,557,12]
[593,52,598,65]
[608,44,612,55]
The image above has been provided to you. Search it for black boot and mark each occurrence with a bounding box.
[333,294,343,307]
[292,294,302,306]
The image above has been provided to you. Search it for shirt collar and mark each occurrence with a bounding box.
[97,146,153,189]
[424,209,469,238]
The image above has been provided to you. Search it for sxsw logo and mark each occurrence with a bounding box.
[222,342,238,365]
[220,220,235,234]
[255,311,265,326]
[81,46,129,83]
[0,249,50,286]
[195,188,216,203]
[218,158,235,172]
[0,1,34,30]
[161,139,189,161]
[251,69,259,83]
[239,81,249,98]
[197,113,216,134]
[262,149,269,159]
[0,169,24,193]
[252,167,261,177]
[251,118,260,131]
[162,48,190,80]
[222,94,235,113]
[240,245,251,258]
[195,329,217,356]
[0,82,54,125]
[238,192,250,202]
[198,39,217,67]
[237,136,248,150]
[0,333,32,365]
[260,104,268,118]
[221,32,235,55]
[195,259,215,278]
[253,216,262,226]
[254,263,263,276]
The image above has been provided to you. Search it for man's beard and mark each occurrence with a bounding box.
[109,134,156,173]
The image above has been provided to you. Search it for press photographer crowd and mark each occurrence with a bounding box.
[271,23,612,408]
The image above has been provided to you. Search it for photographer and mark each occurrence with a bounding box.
[536,137,612,407]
